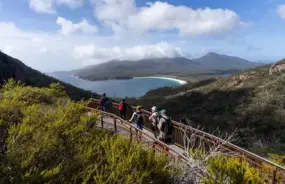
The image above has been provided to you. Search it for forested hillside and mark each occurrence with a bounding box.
[129,60,285,156]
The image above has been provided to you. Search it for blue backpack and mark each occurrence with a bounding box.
[134,112,144,126]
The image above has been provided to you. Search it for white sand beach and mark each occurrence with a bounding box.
[135,76,187,85]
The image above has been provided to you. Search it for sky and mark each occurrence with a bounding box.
[0,0,285,72]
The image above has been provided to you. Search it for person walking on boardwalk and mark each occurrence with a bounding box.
[99,93,108,112]
[129,106,144,139]
[118,99,130,120]
[149,106,160,138]
[158,109,173,143]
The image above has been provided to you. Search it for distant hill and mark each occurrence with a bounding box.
[192,52,261,71]
[61,53,263,81]
[128,59,285,154]
[0,51,99,100]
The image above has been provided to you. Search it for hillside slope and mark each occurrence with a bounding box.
[0,51,99,100]
[130,60,285,153]
[62,53,262,81]
[0,82,174,183]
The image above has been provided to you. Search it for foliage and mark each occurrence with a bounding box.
[0,80,174,184]
[202,155,265,184]
[268,153,285,166]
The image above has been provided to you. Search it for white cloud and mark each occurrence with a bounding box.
[56,0,84,8]
[73,42,188,65]
[93,1,246,36]
[29,0,84,14]
[3,45,13,55]
[39,48,48,53]
[0,21,120,72]
[29,0,55,14]
[56,17,98,35]
[277,4,285,19]
[32,36,44,43]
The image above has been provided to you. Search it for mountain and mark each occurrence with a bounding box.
[65,53,263,81]
[193,52,262,70]
[128,59,285,155]
[0,51,99,100]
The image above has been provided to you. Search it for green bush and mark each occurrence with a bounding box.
[0,80,175,184]
[202,155,265,184]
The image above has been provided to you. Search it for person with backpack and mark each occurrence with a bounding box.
[158,109,172,143]
[149,106,159,138]
[99,93,108,112]
[118,99,130,120]
[129,106,144,133]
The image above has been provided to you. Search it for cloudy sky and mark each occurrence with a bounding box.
[0,0,285,72]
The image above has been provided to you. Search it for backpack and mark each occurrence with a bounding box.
[99,97,106,105]
[118,103,123,111]
[162,117,172,135]
[134,112,144,126]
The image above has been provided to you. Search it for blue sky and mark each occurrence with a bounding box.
[0,0,285,72]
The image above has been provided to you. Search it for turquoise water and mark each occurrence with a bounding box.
[53,73,182,98]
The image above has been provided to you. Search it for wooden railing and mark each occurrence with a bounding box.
[85,107,188,168]
[88,99,285,183]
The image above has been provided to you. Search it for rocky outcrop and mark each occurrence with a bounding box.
[269,61,285,75]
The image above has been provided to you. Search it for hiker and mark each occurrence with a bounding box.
[118,99,130,120]
[158,109,173,143]
[99,93,108,112]
[149,106,160,138]
[129,106,144,135]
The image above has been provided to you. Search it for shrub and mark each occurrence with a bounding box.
[202,155,265,184]
[0,80,175,184]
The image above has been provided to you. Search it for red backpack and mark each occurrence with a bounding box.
[118,103,123,111]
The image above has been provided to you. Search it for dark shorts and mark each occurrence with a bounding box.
[136,124,144,130]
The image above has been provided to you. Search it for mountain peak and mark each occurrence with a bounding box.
[205,52,219,57]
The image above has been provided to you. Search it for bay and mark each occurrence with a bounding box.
[52,73,182,98]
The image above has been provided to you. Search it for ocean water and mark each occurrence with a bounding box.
[53,73,182,98]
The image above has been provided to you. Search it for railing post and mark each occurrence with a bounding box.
[165,147,169,155]
[101,115,104,128]
[272,169,277,184]
[114,117,117,133]
[129,126,133,142]
[152,142,156,154]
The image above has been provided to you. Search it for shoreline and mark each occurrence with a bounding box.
[134,76,187,85]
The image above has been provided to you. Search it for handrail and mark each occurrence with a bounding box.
[85,106,189,163]
[89,98,285,182]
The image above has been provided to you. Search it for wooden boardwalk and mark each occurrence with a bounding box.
[95,115,187,157]
[87,100,285,183]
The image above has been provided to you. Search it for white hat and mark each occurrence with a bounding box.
[151,106,157,111]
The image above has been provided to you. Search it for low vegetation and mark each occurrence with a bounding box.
[0,80,175,184]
